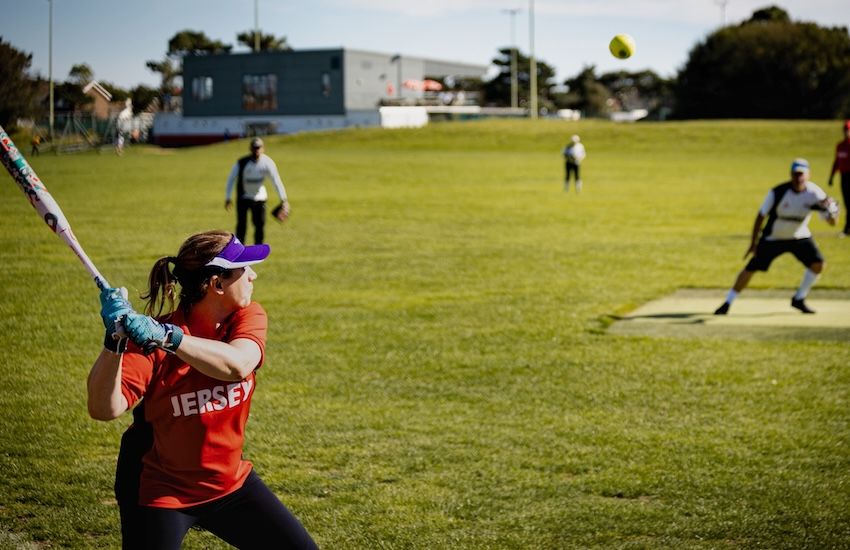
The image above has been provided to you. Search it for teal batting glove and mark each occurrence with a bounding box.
[99,287,132,353]
[123,311,184,355]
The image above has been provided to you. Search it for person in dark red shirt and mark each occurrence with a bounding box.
[828,120,850,236]
[89,230,317,549]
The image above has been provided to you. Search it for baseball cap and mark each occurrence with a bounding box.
[571,134,581,143]
[790,158,809,174]
[250,137,264,150]
[206,235,270,269]
[844,120,850,130]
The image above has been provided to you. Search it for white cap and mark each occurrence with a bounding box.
[790,158,809,174]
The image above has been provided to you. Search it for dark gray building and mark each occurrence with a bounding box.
[153,48,488,146]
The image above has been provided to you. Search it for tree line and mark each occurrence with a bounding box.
[1,5,848,130]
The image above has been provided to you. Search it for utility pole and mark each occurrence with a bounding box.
[715,0,729,26]
[254,0,260,52]
[501,8,521,110]
[48,0,54,140]
[529,0,537,119]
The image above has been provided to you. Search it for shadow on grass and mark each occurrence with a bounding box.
[617,311,815,321]
[615,312,707,323]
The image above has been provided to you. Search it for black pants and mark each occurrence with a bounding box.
[236,197,268,244]
[565,161,580,184]
[142,471,317,550]
[115,404,151,550]
[115,406,316,549]
[841,172,850,235]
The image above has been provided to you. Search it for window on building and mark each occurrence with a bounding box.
[321,72,331,98]
[242,74,277,111]
[192,76,213,101]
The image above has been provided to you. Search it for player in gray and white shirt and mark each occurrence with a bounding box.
[715,158,838,315]
[225,137,290,245]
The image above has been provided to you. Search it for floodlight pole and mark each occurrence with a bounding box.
[529,0,537,119]
[254,0,260,51]
[48,0,54,140]
[715,0,729,26]
[502,8,520,110]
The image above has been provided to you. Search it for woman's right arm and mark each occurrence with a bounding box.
[87,349,129,421]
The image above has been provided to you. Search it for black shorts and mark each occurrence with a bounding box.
[745,237,824,272]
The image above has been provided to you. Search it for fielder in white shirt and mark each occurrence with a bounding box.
[562,134,586,192]
[715,158,838,315]
[225,137,290,244]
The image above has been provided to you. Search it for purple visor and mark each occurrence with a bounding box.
[205,235,270,269]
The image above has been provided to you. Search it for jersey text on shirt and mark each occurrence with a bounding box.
[169,379,254,417]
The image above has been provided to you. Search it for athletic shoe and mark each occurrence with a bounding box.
[714,302,730,315]
[791,298,815,314]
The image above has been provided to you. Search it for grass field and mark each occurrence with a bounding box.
[1,119,849,549]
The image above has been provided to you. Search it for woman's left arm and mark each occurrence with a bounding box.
[123,313,262,381]
[175,336,261,381]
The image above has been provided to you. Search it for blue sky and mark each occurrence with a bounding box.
[2,0,849,90]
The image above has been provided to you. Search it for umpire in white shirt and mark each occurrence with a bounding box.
[714,158,838,315]
[225,137,290,244]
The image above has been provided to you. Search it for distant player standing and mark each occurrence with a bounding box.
[225,137,290,245]
[30,133,41,156]
[562,135,586,192]
[827,120,850,237]
[714,158,838,315]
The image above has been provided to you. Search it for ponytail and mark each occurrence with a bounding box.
[141,256,179,317]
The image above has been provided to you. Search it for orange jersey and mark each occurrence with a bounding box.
[120,302,268,508]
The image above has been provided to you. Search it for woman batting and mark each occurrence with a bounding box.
[88,230,317,549]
